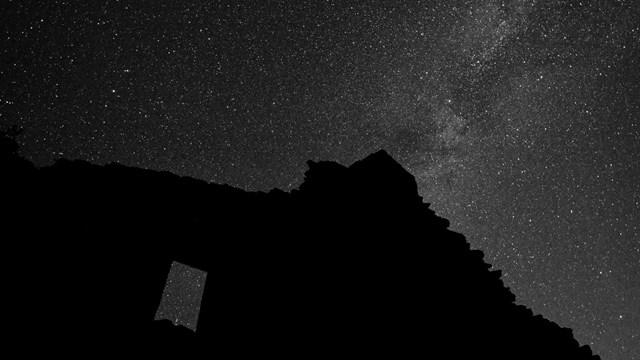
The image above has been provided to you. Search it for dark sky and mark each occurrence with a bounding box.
[2,1,639,358]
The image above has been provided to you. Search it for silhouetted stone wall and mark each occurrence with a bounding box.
[1,129,599,358]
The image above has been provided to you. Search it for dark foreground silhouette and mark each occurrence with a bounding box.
[2,129,599,358]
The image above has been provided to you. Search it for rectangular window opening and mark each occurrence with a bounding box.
[154,261,207,332]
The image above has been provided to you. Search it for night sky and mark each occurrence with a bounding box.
[155,261,207,332]
[2,1,639,358]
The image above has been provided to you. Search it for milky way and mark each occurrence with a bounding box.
[2,1,639,358]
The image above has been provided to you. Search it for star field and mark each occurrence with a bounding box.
[2,1,639,358]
